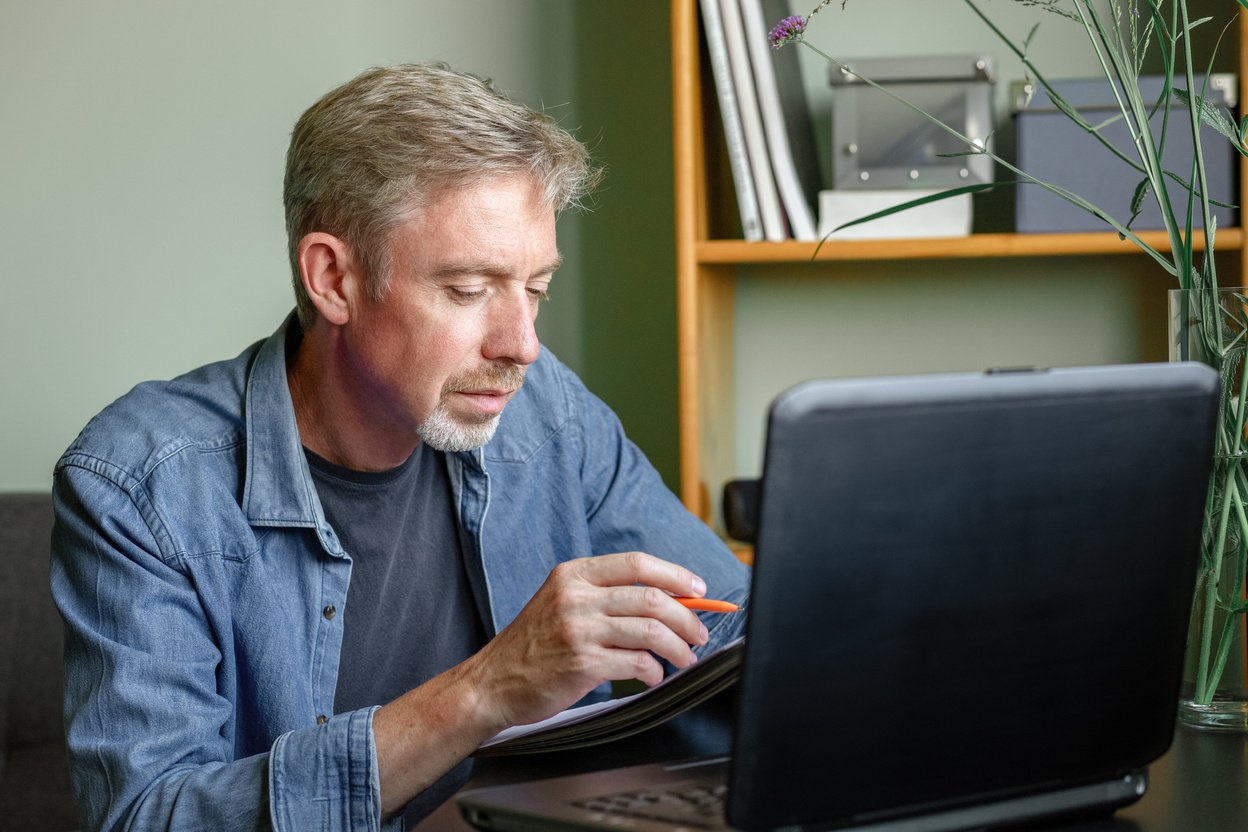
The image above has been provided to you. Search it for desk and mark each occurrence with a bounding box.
[417,690,1248,832]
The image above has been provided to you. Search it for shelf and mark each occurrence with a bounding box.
[672,0,1248,523]
[696,228,1242,264]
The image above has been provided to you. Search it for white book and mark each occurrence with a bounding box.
[718,0,787,241]
[698,0,764,241]
[740,0,820,241]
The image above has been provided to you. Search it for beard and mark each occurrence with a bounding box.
[417,362,527,453]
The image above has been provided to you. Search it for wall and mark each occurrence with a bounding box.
[572,1,683,490]
[0,0,580,491]
[4,1,1235,494]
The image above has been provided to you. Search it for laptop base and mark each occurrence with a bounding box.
[458,757,1147,832]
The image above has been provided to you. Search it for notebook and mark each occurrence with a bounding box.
[459,363,1218,832]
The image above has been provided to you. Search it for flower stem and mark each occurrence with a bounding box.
[1196,463,1235,703]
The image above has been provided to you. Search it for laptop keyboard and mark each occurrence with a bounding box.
[570,782,727,829]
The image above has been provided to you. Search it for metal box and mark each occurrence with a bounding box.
[828,55,996,190]
[1014,75,1237,233]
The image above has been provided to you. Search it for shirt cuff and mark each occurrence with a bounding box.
[268,706,383,832]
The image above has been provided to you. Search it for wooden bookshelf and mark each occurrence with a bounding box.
[671,0,1248,524]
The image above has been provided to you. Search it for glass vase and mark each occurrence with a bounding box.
[1168,287,1248,732]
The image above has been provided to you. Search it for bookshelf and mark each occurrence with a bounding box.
[671,0,1248,525]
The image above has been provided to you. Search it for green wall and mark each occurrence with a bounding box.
[571,1,683,490]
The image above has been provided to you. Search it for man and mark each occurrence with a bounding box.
[51,63,749,831]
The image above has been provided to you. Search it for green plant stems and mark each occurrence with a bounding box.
[1077,1,1186,273]
[1191,288,1248,704]
[804,0,1246,705]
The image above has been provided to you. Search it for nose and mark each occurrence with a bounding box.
[482,288,540,367]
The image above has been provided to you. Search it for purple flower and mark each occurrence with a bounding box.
[768,15,807,49]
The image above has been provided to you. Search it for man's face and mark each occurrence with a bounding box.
[342,175,559,453]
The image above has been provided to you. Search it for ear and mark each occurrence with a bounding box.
[296,232,361,326]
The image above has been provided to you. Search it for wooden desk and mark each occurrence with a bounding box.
[417,691,1248,832]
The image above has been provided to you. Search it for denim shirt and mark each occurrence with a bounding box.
[50,317,750,832]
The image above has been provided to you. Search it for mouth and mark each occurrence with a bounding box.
[451,388,518,416]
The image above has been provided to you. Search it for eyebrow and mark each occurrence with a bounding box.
[429,255,563,281]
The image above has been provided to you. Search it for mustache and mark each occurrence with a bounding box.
[443,363,527,394]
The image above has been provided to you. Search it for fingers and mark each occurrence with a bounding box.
[601,584,709,653]
[593,646,667,688]
[603,615,702,671]
[573,551,708,598]
[470,553,715,727]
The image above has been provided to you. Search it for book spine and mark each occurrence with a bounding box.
[698,0,764,242]
[718,0,787,242]
[740,0,818,241]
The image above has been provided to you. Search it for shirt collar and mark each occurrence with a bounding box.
[241,314,326,529]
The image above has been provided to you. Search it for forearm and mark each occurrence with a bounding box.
[372,653,504,818]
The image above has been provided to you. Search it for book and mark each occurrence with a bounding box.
[718,0,787,241]
[475,637,744,756]
[698,0,764,242]
[740,0,822,241]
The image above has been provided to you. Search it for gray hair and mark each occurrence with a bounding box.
[283,63,601,328]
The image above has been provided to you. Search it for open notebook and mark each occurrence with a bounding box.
[477,637,744,756]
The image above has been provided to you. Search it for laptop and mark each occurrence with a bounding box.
[459,363,1218,832]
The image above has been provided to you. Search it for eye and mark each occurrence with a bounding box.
[449,286,487,302]
[527,286,551,302]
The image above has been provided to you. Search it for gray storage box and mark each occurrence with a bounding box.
[828,55,996,190]
[1014,75,1237,233]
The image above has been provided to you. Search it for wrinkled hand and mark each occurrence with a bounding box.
[465,552,711,731]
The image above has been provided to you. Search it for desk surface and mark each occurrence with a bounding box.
[417,690,1248,832]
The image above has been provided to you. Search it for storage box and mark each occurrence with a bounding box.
[828,55,996,190]
[1014,75,1237,233]
[818,190,971,239]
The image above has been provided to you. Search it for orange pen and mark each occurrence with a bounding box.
[673,597,740,613]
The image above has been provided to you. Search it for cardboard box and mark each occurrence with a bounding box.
[1014,75,1237,233]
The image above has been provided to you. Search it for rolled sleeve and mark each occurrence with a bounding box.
[269,708,387,832]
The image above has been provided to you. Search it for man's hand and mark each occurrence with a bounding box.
[465,551,711,731]
[371,552,709,817]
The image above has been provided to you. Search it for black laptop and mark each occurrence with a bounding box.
[459,363,1218,832]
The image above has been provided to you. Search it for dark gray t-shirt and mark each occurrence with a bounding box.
[306,443,488,827]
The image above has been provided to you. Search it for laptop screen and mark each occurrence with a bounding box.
[730,364,1217,830]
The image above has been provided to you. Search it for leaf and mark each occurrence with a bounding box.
[1090,111,1127,133]
[1172,87,1241,146]
[1185,16,1213,32]
[1129,177,1151,227]
[1023,22,1041,53]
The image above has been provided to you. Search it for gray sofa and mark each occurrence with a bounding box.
[0,493,78,831]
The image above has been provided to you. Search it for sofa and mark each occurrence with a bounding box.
[0,493,78,831]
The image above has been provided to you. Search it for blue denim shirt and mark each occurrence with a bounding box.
[50,317,750,832]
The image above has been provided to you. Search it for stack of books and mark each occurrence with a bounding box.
[700,0,822,242]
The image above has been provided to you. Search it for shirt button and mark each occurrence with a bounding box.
[316,714,328,725]
[323,604,336,620]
